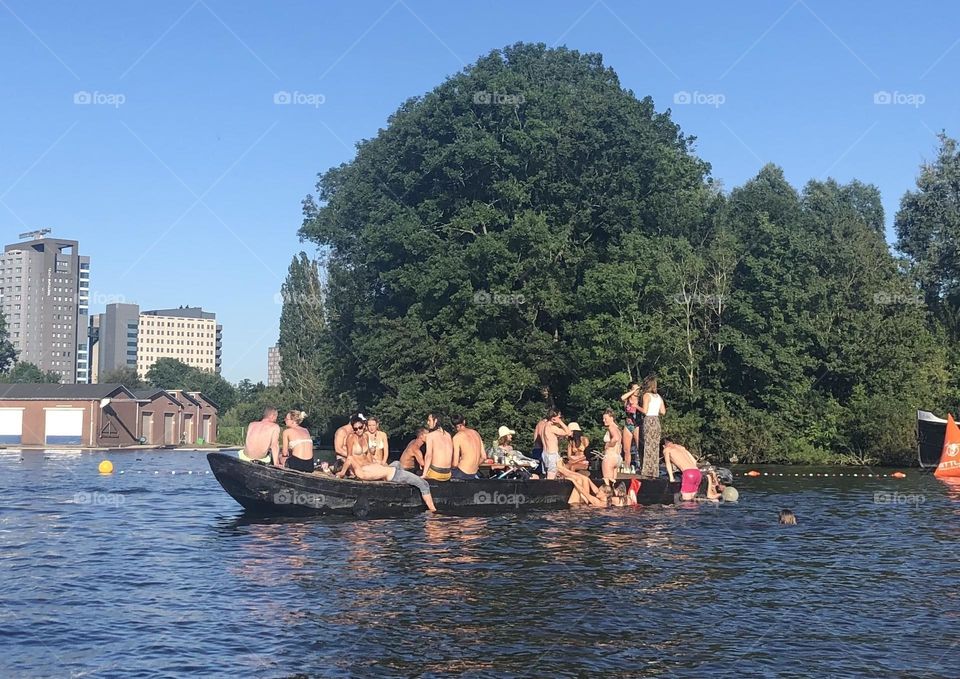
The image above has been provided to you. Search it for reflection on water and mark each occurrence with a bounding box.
[0,452,956,677]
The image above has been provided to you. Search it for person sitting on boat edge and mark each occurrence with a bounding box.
[366,416,389,464]
[565,422,589,473]
[422,413,454,481]
[489,425,516,463]
[451,415,484,480]
[541,412,572,480]
[282,410,315,473]
[338,456,437,512]
[334,412,367,461]
[663,439,701,501]
[240,407,281,466]
[345,416,369,460]
[399,428,427,473]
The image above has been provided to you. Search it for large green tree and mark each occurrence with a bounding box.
[0,361,61,384]
[146,357,238,413]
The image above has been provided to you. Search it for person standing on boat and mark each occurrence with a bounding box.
[541,412,572,480]
[335,412,366,460]
[282,410,315,473]
[451,415,484,480]
[601,409,623,488]
[640,378,666,479]
[422,413,454,481]
[662,439,700,501]
[240,407,281,466]
[620,383,642,469]
[399,428,427,472]
[531,413,549,468]
[366,416,389,464]
[338,456,437,512]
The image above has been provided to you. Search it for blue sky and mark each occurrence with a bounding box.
[1,0,956,383]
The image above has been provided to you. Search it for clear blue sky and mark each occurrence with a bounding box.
[1,0,956,382]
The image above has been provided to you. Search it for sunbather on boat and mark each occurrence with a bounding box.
[399,429,427,472]
[337,455,437,512]
[422,413,454,481]
[282,410,314,473]
[554,460,606,507]
[451,415,484,480]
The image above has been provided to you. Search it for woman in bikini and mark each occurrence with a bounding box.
[620,383,641,468]
[565,422,589,472]
[365,416,389,464]
[601,409,622,489]
[281,410,315,473]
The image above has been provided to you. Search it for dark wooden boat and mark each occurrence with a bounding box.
[207,452,575,518]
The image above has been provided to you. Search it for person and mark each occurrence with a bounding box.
[344,416,369,459]
[620,383,642,468]
[640,377,666,479]
[598,482,636,507]
[565,422,589,472]
[704,468,725,501]
[490,425,516,462]
[540,412,572,479]
[663,439,701,501]
[365,416,389,464]
[335,412,366,460]
[601,409,623,488]
[451,415,484,480]
[399,428,427,472]
[531,411,552,468]
[779,509,796,525]
[422,413,454,481]
[281,410,314,473]
[338,455,437,512]
[240,407,281,466]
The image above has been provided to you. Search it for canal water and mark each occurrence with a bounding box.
[1,449,957,678]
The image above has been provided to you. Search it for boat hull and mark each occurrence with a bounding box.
[207,453,574,518]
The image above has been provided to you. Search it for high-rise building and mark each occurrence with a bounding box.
[267,345,281,386]
[0,231,89,383]
[91,305,221,381]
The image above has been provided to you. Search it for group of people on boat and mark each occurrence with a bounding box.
[240,373,734,510]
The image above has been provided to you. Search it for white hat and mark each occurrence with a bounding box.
[497,426,516,438]
[568,422,582,432]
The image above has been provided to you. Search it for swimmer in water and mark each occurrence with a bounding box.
[779,509,797,525]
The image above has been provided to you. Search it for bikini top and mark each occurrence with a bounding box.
[603,432,611,444]
[624,400,639,425]
[288,438,312,447]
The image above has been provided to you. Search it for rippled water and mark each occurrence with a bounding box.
[1,449,958,678]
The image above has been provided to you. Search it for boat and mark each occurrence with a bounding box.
[207,452,576,518]
[918,410,948,468]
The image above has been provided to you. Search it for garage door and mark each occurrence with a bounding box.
[0,408,23,444]
[45,408,84,446]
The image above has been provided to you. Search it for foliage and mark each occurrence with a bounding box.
[99,366,144,388]
[146,357,239,413]
[0,361,61,384]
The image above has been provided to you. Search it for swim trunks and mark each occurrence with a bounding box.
[239,450,271,464]
[286,456,315,473]
[451,468,478,480]
[681,468,702,496]
[424,465,452,481]
[541,452,561,475]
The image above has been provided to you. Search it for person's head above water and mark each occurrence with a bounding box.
[779,509,797,525]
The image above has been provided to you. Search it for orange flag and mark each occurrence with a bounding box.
[934,414,960,478]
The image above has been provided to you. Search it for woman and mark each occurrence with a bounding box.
[490,425,516,463]
[365,416,389,464]
[281,410,314,473]
[640,377,666,479]
[601,409,623,488]
[555,458,607,507]
[565,422,589,472]
[345,417,368,459]
[620,383,641,468]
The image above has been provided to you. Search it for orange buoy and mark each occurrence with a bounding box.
[890,471,906,479]
[935,414,960,478]
[746,470,761,477]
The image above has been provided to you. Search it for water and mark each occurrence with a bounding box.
[1,450,957,678]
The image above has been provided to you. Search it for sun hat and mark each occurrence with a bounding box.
[497,426,516,438]
[568,422,582,432]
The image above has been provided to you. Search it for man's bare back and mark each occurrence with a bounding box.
[663,441,697,473]
[244,410,280,465]
[452,425,484,475]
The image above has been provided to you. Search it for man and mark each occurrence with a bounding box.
[531,412,550,466]
[338,455,436,512]
[663,439,701,501]
[399,428,427,472]
[421,413,454,481]
[240,407,281,466]
[540,411,571,479]
[334,412,366,460]
[451,415,484,480]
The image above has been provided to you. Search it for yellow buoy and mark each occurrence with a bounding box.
[98,460,114,474]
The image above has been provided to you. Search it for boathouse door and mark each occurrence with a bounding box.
[163,413,175,445]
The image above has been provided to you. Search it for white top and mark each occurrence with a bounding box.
[645,394,663,417]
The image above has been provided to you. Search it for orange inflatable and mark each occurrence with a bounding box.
[934,414,960,478]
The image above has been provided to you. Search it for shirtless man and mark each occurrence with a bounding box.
[663,439,701,501]
[451,415,484,480]
[399,428,427,472]
[365,417,389,464]
[540,412,571,480]
[334,412,366,460]
[240,407,281,466]
[338,455,436,512]
[421,413,454,482]
[531,412,551,466]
